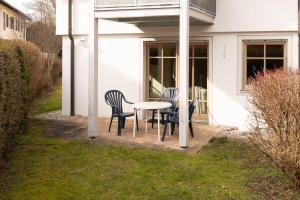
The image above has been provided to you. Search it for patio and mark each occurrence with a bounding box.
[39,112,220,152]
[85,0,217,148]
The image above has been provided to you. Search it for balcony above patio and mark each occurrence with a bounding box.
[94,0,216,26]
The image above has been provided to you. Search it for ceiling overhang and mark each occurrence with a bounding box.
[95,6,215,26]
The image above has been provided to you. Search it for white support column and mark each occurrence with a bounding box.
[88,6,99,138]
[179,0,189,148]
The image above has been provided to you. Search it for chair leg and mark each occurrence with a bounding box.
[189,121,194,138]
[122,117,126,129]
[108,116,113,132]
[151,110,155,129]
[162,121,168,142]
[171,123,175,135]
[136,113,139,131]
[161,113,165,125]
[117,117,123,136]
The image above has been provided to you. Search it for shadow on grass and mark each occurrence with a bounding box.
[0,120,299,200]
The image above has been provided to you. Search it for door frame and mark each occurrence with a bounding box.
[146,42,179,101]
[140,37,213,125]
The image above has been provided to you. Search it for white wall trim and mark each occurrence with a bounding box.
[95,7,180,19]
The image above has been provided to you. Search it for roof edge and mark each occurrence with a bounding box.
[0,0,31,21]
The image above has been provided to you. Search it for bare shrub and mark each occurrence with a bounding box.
[51,58,62,85]
[247,68,300,189]
[27,0,61,83]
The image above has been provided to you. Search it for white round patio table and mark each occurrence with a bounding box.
[132,102,172,141]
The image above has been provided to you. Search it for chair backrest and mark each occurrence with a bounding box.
[105,90,125,114]
[160,88,179,107]
[189,101,196,120]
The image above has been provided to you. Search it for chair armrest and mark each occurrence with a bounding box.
[124,99,134,105]
[123,96,134,104]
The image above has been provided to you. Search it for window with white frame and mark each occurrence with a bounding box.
[242,40,287,87]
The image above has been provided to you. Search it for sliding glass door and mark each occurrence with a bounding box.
[147,42,208,121]
[189,44,208,118]
[148,44,177,100]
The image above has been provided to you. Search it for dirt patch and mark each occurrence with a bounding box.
[43,119,88,140]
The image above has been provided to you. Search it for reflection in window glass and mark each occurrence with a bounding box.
[247,59,264,81]
[189,59,193,88]
[244,42,286,86]
[163,59,176,88]
[149,47,159,57]
[148,45,177,99]
[194,45,207,57]
[266,59,284,71]
[194,59,208,89]
[266,45,284,57]
[247,45,264,57]
[164,45,176,57]
[149,59,162,98]
[189,45,208,104]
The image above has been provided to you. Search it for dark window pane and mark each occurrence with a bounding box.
[247,45,264,57]
[189,59,193,88]
[6,15,8,28]
[163,59,176,88]
[163,45,176,57]
[194,45,207,57]
[194,59,208,89]
[189,59,193,99]
[266,59,284,71]
[149,59,162,98]
[3,13,5,30]
[247,59,264,80]
[266,45,284,57]
[149,47,160,57]
[189,47,193,57]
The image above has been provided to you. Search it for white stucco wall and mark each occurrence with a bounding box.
[57,0,298,35]
[58,0,299,131]
[211,33,299,130]
[62,35,143,116]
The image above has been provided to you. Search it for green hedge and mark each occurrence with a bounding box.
[0,39,59,161]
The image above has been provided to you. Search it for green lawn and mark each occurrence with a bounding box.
[33,80,62,114]
[0,120,299,200]
[1,80,299,199]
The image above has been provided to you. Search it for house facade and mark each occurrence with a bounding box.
[56,0,299,145]
[0,0,30,40]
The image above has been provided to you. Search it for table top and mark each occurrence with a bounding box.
[133,102,172,110]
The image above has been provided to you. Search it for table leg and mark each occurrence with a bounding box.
[157,109,160,141]
[133,109,137,138]
[145,110,148,133]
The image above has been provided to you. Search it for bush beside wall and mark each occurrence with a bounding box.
[0,39,61,161]
[0,41,23,160]
[248,69,300,189]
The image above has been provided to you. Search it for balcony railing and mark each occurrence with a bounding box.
[95,0,216,16]
[190,0,216,15]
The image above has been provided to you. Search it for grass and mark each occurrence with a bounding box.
[1,80,299,199]
[33,80,62,114]
[0,120,299,200]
